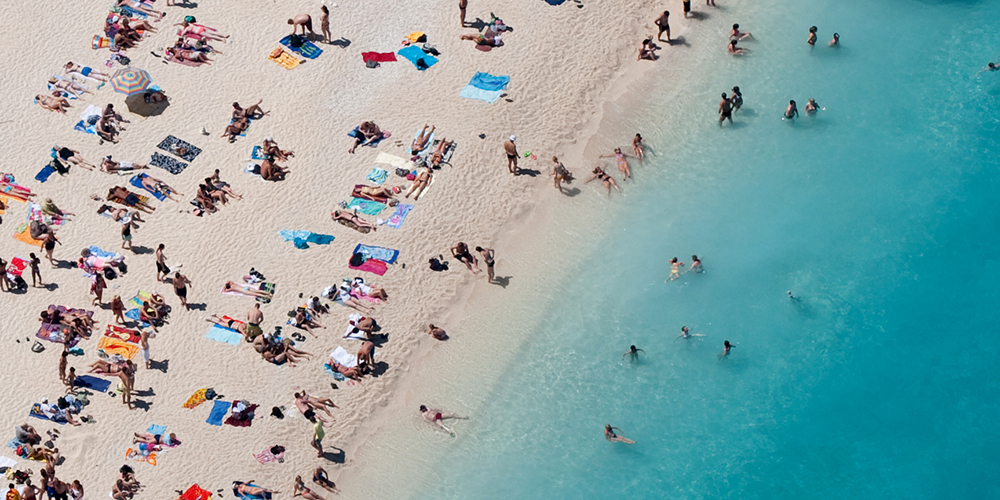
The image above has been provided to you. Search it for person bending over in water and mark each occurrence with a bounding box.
[728,39,747,55]
[690,255,703,273]
[632,134,645,160]
[719,340,734,358]
[604,424,635,444]
[805,98,820,116]
[585,167,621,196]
[731,23,752,40]
[600,147,633,180]
[829,33,840,47]
[784,100,799,119]
[622,345,645,360]
[420,405,466,436]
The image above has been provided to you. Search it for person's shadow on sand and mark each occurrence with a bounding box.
[321,447,345,464]
[493,276,513,288]
[149,359,169,373]
[329,38,351,48]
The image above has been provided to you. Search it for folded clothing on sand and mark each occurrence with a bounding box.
[225,401,259,427]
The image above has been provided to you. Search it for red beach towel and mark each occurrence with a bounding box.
[362,52,397,63]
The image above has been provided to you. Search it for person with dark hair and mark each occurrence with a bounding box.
[807,26,818,46]
[720,340,734,358]
[719,92,733,125]
[604,424,635,444]
[419,405,466,436]
[655,11,670,42]
[622,345,645,361]
[475,246,495,282]
[785,100,799,120]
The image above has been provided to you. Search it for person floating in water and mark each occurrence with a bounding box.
[829,33,840,47]
[978,62,999,74]
[604,424,635,444]
[690,255,703,273]
[622,345,646,360]
[805,98,820,116]
[719,340,734,358]
[678,326,705,340]
[784,100,799,120]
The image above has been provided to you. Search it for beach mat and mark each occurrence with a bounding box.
[150,152,188,175]
[257,282,275,303]
[407,129,435,155]
[277,230,334,249]
[129,174,166,201]
[147,424,166,435]
[183,388,208,409]
[349,258,387,276]
[398,45,437,70]
[268,46,301,69]
[362,51,397,63]
[385,203,413,229]
[234,482,272,500]
[74,375,112,393]
[348,127,386,148]
[366,167,389,185]
[206,399,230,426]
[346,198,386,216]
[353,244,399,264]
[206,325,242,345]
[74,105,101,135]
[156,135,202,161]
[35,164,56,183]
[182,484,212,500]
[279,35,323,59]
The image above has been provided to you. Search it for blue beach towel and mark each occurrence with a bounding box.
[348,127,386,148]
[385,203,413,229]
[35,165,56,183]
[398,45,438,70]
[278,230,335,249]
[366,167,389,185]
[352,244,399,264]
[125,309,151,328]
[251,145,266,160]
[129,174,167,201]
[279,35,323,59]
[147,424,166,435]
[407,129,435,154]
[469,72,510,91]
[73,121,97,135]
[324,363,346,381]
[459,85,505,104]
[206,400,230,426]
[346,198,387,216]
[234,483,273,500]
[206,325,242,345]
[87,246,118,259]
[75,375,112,392]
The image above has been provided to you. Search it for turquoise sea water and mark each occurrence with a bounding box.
[421,0,1000,497]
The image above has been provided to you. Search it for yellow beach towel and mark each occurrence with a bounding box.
[406,31,425,43]
[183,388,208,409]
[13,223,43,247]
[268,47,301,70]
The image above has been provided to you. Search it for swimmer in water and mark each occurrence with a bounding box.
[978,62,999,74]
[829,33,840,47]
[599,147,633,180]
[666,257,685,281]
[690,255,703,273]
[787,290,801,302]
[622,345,646,360]
[677,326,706,340]
[805,98,820,115]
[807,26,818,47]
[604,424,635,444]
[632,133,645,161]
[784,100,799,120]
[719,340,734,358]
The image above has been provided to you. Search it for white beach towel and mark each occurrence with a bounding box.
[330,346,357,368]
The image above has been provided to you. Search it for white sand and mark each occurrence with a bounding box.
[0,0,679,497]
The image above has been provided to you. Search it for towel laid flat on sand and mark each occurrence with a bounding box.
[206,325,243,345]
[279,35,323,59]
[385,203,413,229]
[181,484,212,500]
[362,51,397,63]
[353,244,399,264]
[129,174,167,201]
[206,399,230,426]
[35,164,56,183]
[460,72,511,103]
[150,152,188,175]
[398,45,438,70]
[156,135,202,161]
[268,46,302,69]
[74,375,112,392]
[375,152,414,169]
[73,105,102,135]
[13,224,44,247]
[278,230,334,249]
[349,257,388,276]
[366,167,389,185]
[346,197,386,216]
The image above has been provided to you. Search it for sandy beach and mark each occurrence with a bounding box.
[0,0,672,497]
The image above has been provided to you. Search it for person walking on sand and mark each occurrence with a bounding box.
[420,405,466,436]
[683,0,691,18]
[309,415,325,457]
[622,345,645,361]
[719,340,734,358]
[172,272,191,309]
[320,5,331,42]
[706,0,715,7]
[91,274,106,306]
[632,134,645,161]
[459,0,468,27]
[59,351,68,384]
[605,424,635,444]
[655,11,670,43]
[121,222,132,251]
[289,13,315,36]
[111,296,125,324]
[246,303,264,340]
[504,136,519,175]
[29,253,42,287]
[155,244,169,282]
[475,246,495,283]
[719,93,733,126]
[551,156,572,192]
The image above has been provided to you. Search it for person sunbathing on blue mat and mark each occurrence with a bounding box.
[411,124,435,153]
[142,175,182,201]
[233,482,277,499]
[233,101,267,120]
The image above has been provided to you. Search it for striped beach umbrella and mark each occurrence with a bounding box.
[110,68,152,95]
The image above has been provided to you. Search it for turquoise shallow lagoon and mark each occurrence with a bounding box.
[417,0,1000,497]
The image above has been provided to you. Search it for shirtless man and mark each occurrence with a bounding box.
[690,255,703,273]
[411,124,435,153]
[655,11,670,43]
[784,100,799,120]
[349,121,382,154]
[64,62,111,81]
[233,100,267,120]
[101,156,147,174]
[677,326,705,340]
[154,244,169,281]
[357,341,375,372]
[172,272,191,309]
[295,392,334,425]
[475,246,495,283]
[246,303,264,340]
[459,0,468,27]
[604,424,635,444]
[419,405,466,436]
[719,93,733,126]
[451,242,480,273]
[731,23,752,40]
[36,94,71,113]
[262,137,294,161]
[260,159,289,181]
[404,167,432,200]
[503,136,519,175]
[622,345,645,361]
[288,13,315,35]
[222,116,248,142]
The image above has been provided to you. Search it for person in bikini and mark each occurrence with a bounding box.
[175,19,228,42]
[165,47,213,64]
[419,405,466,436]
[475,246,495,283]
[404,166,433,200]
[429,138,453,167]
[604,424,635,444]
[731,23,753,40]
[451,242,480,273]
[48,77,93,98]
[411,124,435,153]
[260,159,289,181]
[141,175,181,201]
[208,169,242,199]
[600,147,634,180]
[232,101,266,120]
[585,167,621,196]
[294,475,328,500]
[667,257,685,281]
[225,281,273,299]
[331,210,377,232]
[36,94,71,113]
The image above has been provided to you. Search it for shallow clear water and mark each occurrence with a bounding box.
[420,0,1000,497]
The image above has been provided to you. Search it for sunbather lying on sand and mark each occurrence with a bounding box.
[404,166,433,200]
[357,185,395,199]
[36,94,71,113]
[349,277,388,300]
[411,124,435,153]
[328,359,363,381]
[142,175,182,201]
[262,137,294,161]
[198,183,228,206]
[460,30,501,47]
[64,62,111,82]
[48,77,92,98]
[331,210,376,232]
[40,198,74,221]
[233,101,266,120]
[89,359,126,374]
[102,156,148,174]
[294,310,324,338]
[260,159,289,181]
[349,121,382,154]
[294,475,328,500]
[207,314,246,333]
[233,482,276,499]
[429,138,453,167]
[224,281,273,299]
[262,339,312,366]
[295,392,335,425]
[165,47,213,65]
[107,186,156,213]
[116,0,163,19]
[172,37,222,54]
[53,145,95,170]
[335,283,374,313]
[98,205,143,225]
[175,19,229,43]
[221,116,248,142]
[122,16,157,33]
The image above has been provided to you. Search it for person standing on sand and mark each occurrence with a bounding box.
[706,0,715,6]
[59,352,68,384]
[719,93,733,126]
[91,274,106,306]
[683,0,691,18]
[655,11,670,43]
[29,253,42,287]
[459,0,468,27]
[605,424,635,444]
[309,415,325,457]
[475,246,495,283]
[246,303,263,340]
[551,156,571,192]
[139,330,152,369]
[288,13,315,36]
[504,136,519,175]
[155,244,169,281]
[320,5,331,42]
[172,272,191,309]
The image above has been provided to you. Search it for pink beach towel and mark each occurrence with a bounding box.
[349,259,387,276]
[362,52,397,63]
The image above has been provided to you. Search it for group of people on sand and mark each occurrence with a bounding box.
[163,18,228,65]
[195,169,242,213]
[8,425,86,499]
[450,242,497,282]
[222,100,267,142]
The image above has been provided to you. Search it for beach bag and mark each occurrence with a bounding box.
[429,258,448,271]
[204,388,217,400]
[350,253,366,267]
[104,268,117,280]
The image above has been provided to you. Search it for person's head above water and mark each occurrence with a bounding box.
[724,341,733,348]
[721,92,728,99]
[733,23,740,29]
[630,345,637,351]
[790,100,796,105]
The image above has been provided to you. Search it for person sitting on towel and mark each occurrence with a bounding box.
[260,159,289,181]
[221,116,249,142]
[348,121,382,154]
[262,137,294,162]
